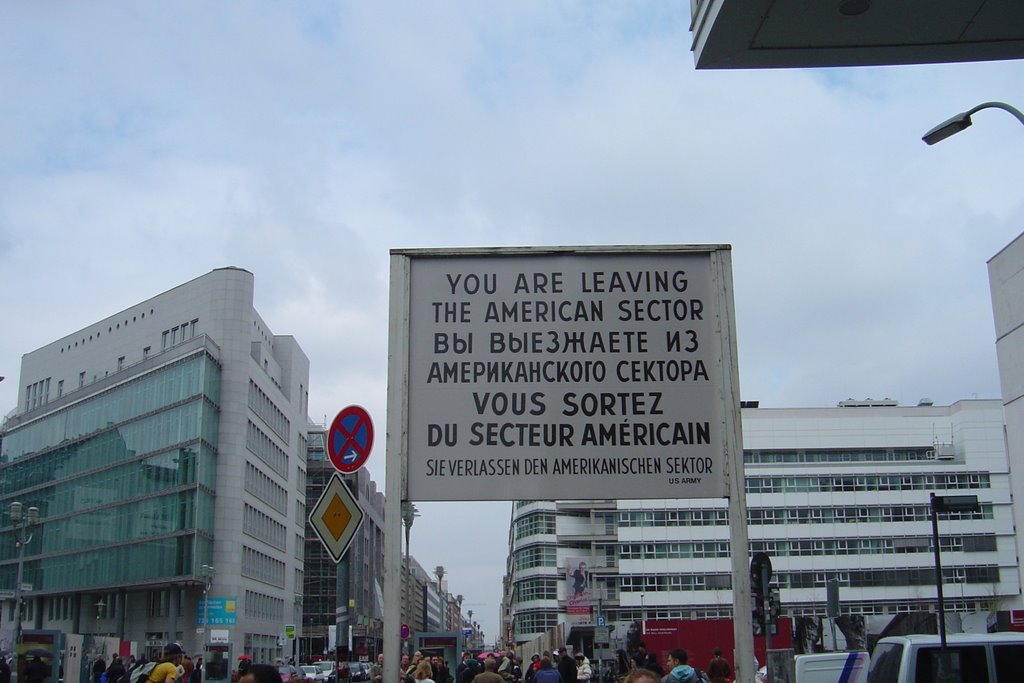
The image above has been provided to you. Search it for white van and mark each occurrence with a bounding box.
[795,651,870,683]
[867,632,1024,683]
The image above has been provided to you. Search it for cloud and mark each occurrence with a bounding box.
[1,1,1023,640]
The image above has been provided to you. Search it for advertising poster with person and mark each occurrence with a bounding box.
[565,557,591,623]
[17,630,60,683]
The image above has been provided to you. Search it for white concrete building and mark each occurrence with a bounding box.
[504,399,1019,645]
[1,267,310,662]
[988,231,1024,614]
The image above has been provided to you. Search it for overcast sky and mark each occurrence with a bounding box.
[2,3,1024,643]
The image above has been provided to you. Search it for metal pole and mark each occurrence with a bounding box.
[10,503,37,656]
[761,564,772,664]
[930,494,947,650]
[14,535,26,651]
[405,520,412,653]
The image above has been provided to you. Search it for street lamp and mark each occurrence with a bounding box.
[929,493,980,649]
[200,564,216,643]
[401,502,419,650]
[922,101,1024,145]
[9,502,40,651]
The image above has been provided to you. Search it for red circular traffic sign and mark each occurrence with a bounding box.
[327,405,374,473]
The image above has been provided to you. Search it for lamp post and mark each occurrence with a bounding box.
[929,493,980,649]
[96,598,107,632]
[199,564,215,645]
[9,502,39,652]
[922,101,1024,145]
[401,503,419,652]
[434,567,445,628]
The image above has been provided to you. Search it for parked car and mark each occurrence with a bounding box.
[314,662,336,682]
[279,665,301,683]
[347,662,371,683]
[300,666,319,682]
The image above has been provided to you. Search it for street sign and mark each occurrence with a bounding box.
[328,405,374,473]
[309,473,365,563]
[285,624,296,640]
[197,597,238,625]
[392,246,738,502]
[596,616,606,627]
[400,624,410,639]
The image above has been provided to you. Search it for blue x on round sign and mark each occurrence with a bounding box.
[327,405,374,473]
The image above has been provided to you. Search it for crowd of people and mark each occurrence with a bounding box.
[369,643,733,683]
[90,642,203,683]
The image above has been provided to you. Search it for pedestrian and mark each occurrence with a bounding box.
[238,665,280,683]
[409,653,424,679]
[182,657,195,683]
[460,657,481,683]
[531,659,559,683]
[661,650,696,683]
[556,649,575,683]
[524,655,540,683]
[107,658,126,683]
[415,662,435,683]
[25,656,48,683]
[431,657,452,683]
[615,651,633,678]
[497,654,513,683]
[93,656,108,683]
[470,659,503,683]
[455,654,470,683]
[622,670,660,683]
[573,656,590,683]
[632,645,660,676]
[706,650,730,683]
[0,654,11,683]
[145,644,185,683]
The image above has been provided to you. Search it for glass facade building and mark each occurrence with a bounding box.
[1,352,220,593]
[0,268,310,662]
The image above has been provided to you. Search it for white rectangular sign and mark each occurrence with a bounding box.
[391,245,738,501]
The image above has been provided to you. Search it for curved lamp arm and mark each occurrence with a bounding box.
[923,101,1024,145]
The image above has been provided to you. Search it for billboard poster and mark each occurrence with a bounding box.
[17,630,61,683]
[565,557,592,623]
[392,245,739,501]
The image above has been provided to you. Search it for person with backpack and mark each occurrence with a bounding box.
[93,656,108,683]
[459,658,481,683]
[531,658,559,683]
[660,650,706,683]
[143,644,185,683]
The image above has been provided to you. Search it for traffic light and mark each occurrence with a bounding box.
[752,592,766,635]
[768,586,781,623]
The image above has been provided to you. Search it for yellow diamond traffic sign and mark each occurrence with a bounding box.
[310,472,364,563]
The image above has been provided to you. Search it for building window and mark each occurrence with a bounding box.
[118,356,125,371]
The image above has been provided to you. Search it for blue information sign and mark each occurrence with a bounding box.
[197,597,238,626]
